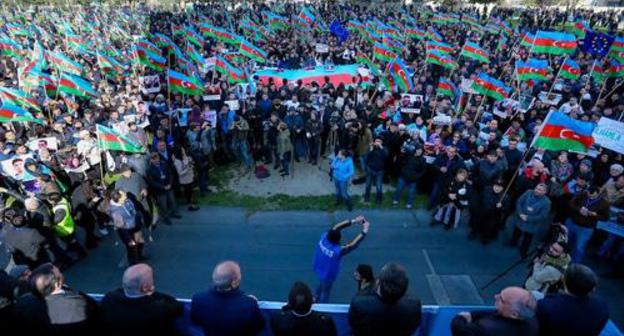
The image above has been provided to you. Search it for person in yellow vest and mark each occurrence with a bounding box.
[47,192,87,259]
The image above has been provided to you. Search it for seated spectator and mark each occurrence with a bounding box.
[100,263,184,336]
[451,286,538,336]
[524,241,571,295]
[270,281,337,336]
[191,260,265,336]
[348,263,421,336]
[536,264,609,336]
[13,263,100,336]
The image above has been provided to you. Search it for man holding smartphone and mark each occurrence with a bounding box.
[313,215,371,303]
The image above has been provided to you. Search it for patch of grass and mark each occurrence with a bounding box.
[198,190,427,213]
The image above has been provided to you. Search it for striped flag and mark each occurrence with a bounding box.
[167,69,204,96]
[387,57,413,92]
[472,73,511,101]
[516,58,550,81]
[436,77,458,99]
[521,31,577,55]
[0,102,41,124]
[58,73,97,98]
[0,87,41,112]
[426,50,458,70]
[215,55,246,83]
[560,58,581,80]
[238,38,267,63]
[96,124,145,153]
[460,41,489,63]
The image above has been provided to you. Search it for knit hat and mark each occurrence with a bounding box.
[580,159,592,169]
[611,164,624,173]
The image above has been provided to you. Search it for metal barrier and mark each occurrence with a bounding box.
[89,294,622,336]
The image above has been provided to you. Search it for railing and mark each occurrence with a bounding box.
[89,294,622,336]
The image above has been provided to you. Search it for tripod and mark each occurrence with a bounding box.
[480,247,540,291]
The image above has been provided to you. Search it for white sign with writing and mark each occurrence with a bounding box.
[460,78,478,94]
[593,117,624,154]
[315,43,329,53]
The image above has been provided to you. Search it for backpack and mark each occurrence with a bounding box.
[254,165,270,179]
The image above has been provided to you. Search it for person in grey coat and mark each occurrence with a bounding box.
[507,183,552,258]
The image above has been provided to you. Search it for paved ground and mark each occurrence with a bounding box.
[227,157,394,196]
[64,206,624,327]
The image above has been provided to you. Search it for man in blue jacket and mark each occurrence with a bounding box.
[313,215,370,303]
[331,149,355,211]
[191,261,265,336]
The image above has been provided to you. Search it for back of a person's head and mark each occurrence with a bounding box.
[564,264,597,297]
[378,263,408,304]
[212,261,241,292]
[356,264,374,283]
[287,281,313,315]
[122,263,154,297]
[30,263,63,297]
[327,229,341,244]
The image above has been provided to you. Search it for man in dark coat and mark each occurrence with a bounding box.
[100,263,184,336]
[145,152,180,225]
[270,281,336,336]
[451,286,538,336]
[537,264,609,336]
[190,261,265,336]
[429,145,465,209]
[348,263,421,336]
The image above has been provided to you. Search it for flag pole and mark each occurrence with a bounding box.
[95,129,106,187]
[498,109,553,202]
[546,55,567,97]
[593,77,608,109]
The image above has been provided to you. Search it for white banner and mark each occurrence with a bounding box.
[593,117,624,154]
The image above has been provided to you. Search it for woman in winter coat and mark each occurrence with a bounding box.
[172,148,199,211]
[432,168,471,230]
[507,183,552,258]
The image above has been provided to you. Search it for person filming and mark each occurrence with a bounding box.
[313,215,370,303]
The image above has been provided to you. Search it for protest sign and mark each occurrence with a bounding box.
[593,117,624,154]
[315,43,329,53]
[538,91,562,106]
[1,154,33,181]
[139,75,161,94]
[224,100,240,111]
[460,78,478,94]
[26,137,58,152]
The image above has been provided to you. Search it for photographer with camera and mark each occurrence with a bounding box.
[363,136,388,205]
[313,215,370,303]
[524,241,571,296]
[392,140,426,209]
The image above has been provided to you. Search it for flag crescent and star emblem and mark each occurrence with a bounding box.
[560,128,581,140]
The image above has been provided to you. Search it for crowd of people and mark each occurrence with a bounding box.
[0,0,623,335]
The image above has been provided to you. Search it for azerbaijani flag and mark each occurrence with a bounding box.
[516,58,550,81]
[373,43,396,62]
[571,21,589,39]
[387,58,413,92]
[0,102,41,124]
[533,111,595,152]
[186,43,205,66]
[58,73,97,98]
[215,55,246,83]
[608,60,624,77]
[184,25,205,48]
[347,19,365,32]
[239,38,267,63]
[437,77,458,99]
[406,26,426,40]
[137,39,161,55]
[0,39,22,57]
[591,60,606,83]
[472,73,511,101]
[560,58,581,80]
[426,27,443,42]
[610,36,624,56]
[97,52,126,76]
[167,69,204,96]
[0,87,41,112]
[427,41,453,54]
[298,7,316,27]
[356,51,380,75]
[460,41,489,63]
[133,46,167,72]
[521,31,577,55]
[426,50,458,70]
[96,124,145,153]
[46,51,83,75]
[462,15,481,27]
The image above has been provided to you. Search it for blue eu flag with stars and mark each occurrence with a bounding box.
[581,30,614,58]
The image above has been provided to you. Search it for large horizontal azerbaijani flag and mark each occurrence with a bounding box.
[521,31,577,55]
[533,111,595,152]
[516,58,549,81]
[96,124,145,153]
